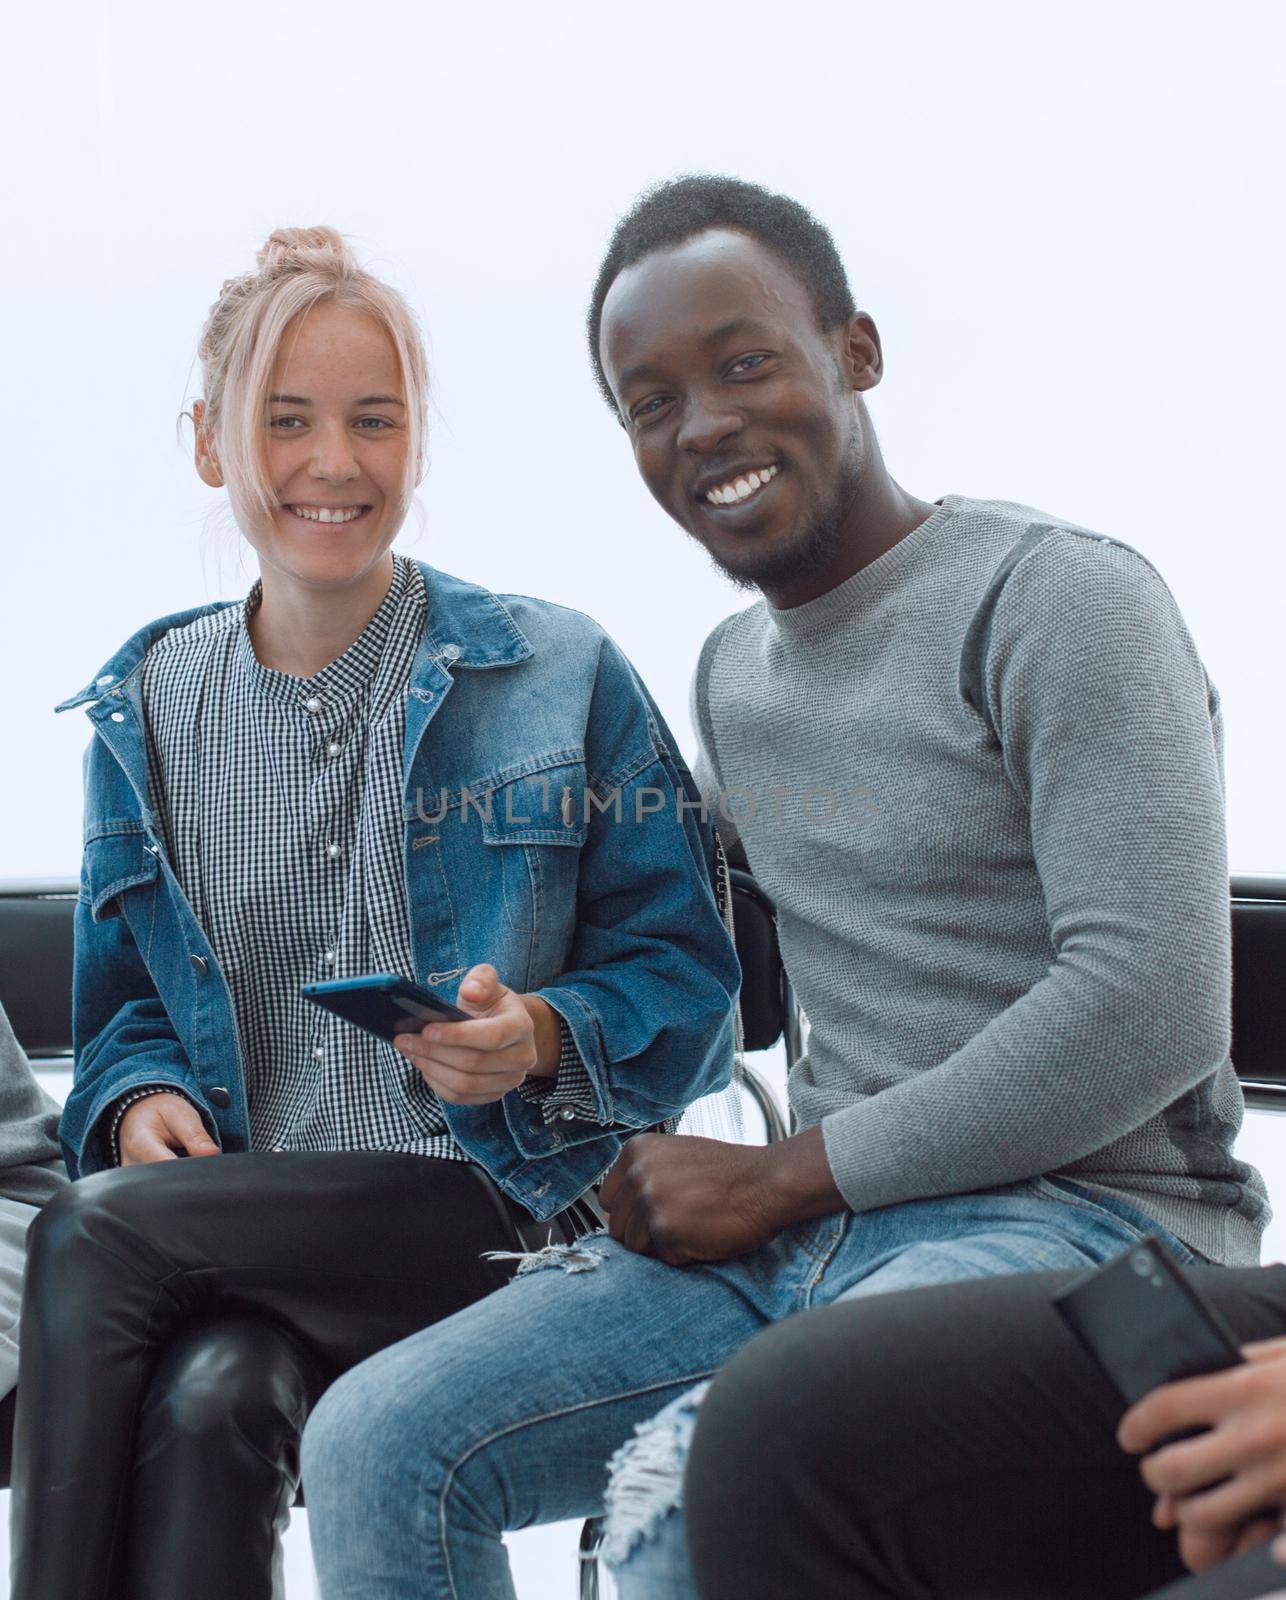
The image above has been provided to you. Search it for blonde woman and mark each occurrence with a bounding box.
[10,227,739,1600]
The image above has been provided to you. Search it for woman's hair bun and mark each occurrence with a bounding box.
[255,225,355,282]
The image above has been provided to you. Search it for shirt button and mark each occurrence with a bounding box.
[558,1106,577,1122]
[325,741,342,758]
[304,696,323,714]
[312,1045,324,1060]
[322,950,336,967]
[325,842,342,860]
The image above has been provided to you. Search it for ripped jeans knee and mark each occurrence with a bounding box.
[601,1380,712,1578]
[482,1234,610,1277]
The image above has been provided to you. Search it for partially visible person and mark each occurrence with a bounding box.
[0,1004,67,1477]
[684,1265,1286,1600]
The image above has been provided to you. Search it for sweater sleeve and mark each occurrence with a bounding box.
[0,1005,68,1208]
[819,533,1233,1212]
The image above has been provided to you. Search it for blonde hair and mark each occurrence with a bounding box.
[195,226,428,528]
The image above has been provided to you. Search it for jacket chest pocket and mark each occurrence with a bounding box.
[82,828,161,948]
[478,760,588,941]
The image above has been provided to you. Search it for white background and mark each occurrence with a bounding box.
[2,1,1283,1594]
[2,0,1284,878]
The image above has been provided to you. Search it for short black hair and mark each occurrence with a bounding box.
[587,173,857,409]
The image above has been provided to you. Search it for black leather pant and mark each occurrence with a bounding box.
[10,1150,542,1600]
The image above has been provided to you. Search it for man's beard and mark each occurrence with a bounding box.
[704,503,841,593]
[699,463,858,594]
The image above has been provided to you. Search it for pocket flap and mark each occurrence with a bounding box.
[83,829,160,921]
[479,761,589,847]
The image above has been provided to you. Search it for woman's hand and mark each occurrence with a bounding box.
[394,965,557,1105]
[1118,1337,1286,1573]
[118,1093,221,1165]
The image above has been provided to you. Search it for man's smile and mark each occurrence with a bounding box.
[696,462,782,511]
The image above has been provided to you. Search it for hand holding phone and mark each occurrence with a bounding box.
[304,964,554,1107]
[1055,1240,1286,1577]
[1120,1337,1286,1576]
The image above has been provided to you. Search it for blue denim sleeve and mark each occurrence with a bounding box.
[520,640,741,1133]
[62,884,215,1179]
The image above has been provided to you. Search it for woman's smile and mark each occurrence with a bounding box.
[282,503,372,525]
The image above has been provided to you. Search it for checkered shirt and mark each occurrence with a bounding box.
[132,557,588,1158]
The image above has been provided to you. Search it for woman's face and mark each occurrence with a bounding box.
[231,300,413,593]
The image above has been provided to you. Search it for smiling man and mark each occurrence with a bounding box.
[302,178,1266,1600]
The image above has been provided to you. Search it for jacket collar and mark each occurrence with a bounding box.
[410,562,533,673]
[56,561,533,713]
[55,602,237,712]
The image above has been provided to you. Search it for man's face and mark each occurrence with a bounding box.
[599,229,873,594]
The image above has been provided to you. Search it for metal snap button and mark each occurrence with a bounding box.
[96,674,115,687]
[440,643,460,661]
[208,1086,232,1109]
[109,711,125,723]
[190,954,209,975]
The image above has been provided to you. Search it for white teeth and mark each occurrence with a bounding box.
[705,464,778,506]
[289,505,364,524]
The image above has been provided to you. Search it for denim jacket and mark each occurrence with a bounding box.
[55,563,740,1218]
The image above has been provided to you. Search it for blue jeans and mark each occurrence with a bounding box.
[302,1176,1195,1599]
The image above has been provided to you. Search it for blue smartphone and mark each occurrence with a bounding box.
[301,974,469,1045]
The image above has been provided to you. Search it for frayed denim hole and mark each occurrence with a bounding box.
[600,1380,713,1567]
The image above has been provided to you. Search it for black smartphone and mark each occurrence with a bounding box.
[300,974,469,1046]
[1051,1237,1243,1407]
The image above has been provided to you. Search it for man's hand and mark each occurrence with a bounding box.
[394,965,555,1105]
[600,1133,816,1267]
[1118,1337,1286,1573]
[118,1093,221,1165]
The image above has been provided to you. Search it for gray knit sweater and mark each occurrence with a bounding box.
[693,495,1266,1266]
[0,1005,66,1208]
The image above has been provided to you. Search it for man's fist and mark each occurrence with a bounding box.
[599,1134,783,1266]
[118,1093,221,1165]
[393,965,555,1105]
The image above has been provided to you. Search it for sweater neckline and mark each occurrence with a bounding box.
[767,496,960,636]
